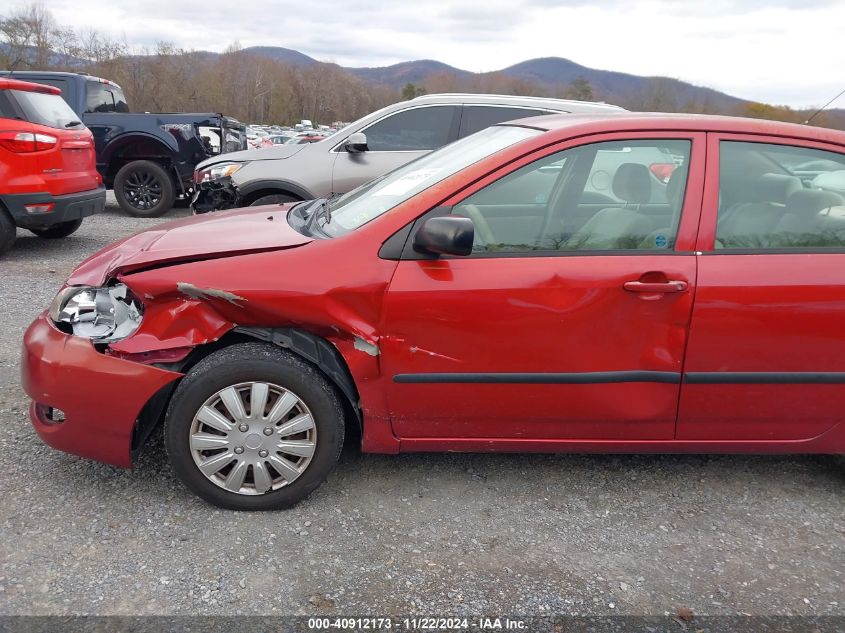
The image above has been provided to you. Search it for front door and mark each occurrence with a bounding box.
[678,134,845,441]
[331,105,460,194]
[381,133,705,440]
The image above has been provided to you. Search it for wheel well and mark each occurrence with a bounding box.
[241,188,303,206]
[132,327,362,457]
[104,137,175,186]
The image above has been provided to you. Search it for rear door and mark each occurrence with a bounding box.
[331,105,460,195]
[382,131,705,441]
[678,134,845,441]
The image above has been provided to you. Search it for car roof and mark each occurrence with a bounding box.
[503,112,845,146]
[0,77,61,94]
[0,70,120,88]
[409,92,625,113]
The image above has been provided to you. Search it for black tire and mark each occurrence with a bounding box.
[164,342,345,510]
[114,160,176,218]
[250,193,298,207]
[29,218,83,239]
[0,208,15,256]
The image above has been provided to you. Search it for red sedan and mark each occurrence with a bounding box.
[21,113,845,510]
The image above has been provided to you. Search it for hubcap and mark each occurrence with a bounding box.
[189,381,317,495]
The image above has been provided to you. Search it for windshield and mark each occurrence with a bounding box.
[321,125,541,237]
[10,89,81,128]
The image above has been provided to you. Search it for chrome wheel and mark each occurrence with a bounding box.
[189,381,317,495]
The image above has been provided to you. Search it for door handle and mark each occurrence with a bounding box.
[623,280,688,293]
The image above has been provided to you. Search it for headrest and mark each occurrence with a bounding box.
[786,189,845,217]
[666,166,688,207]
[612,163,651,204]
[754,173,802,204]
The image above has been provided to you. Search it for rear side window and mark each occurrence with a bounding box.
[363,105,458,151]
[8,89,80,129]
[459,105,555,137]
[716,142,845,249]
[85,82,129,113]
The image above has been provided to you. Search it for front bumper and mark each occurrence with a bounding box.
[191,177,240,214]
[21,313,182,468]
[2,186,106,229]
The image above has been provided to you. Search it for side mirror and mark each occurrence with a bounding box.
[413,216,474,257]
[344,132,368,153]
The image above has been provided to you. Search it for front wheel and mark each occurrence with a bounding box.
[114,160,176,218]
[29,218,83,239]
[164,343,345,510]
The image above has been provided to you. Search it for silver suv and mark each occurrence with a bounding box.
[191,93,625,212]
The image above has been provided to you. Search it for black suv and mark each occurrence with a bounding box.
[0,71,247,217]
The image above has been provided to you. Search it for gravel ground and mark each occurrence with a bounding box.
[0,195,843,618]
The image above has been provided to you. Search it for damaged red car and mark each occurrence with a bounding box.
[22,113,845,510]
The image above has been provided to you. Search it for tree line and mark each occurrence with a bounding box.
[0,4,398,124]
[1,3,841,130]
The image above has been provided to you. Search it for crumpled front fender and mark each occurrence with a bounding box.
[108,292,233,355]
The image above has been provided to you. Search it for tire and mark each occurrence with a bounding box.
[0,208,15,256]
[114,160,176,218]
[250,193,298,207]
[164,342,345,510]
[29,218,83,239]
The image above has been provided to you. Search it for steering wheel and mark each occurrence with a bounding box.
[454,204,495,249]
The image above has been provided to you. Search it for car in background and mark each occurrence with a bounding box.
[1,70,247,218]
[0,78,105,255]
[23,113,845,510]
[263,134,293,147]
[285,134,324,145]
[192,93,626,211]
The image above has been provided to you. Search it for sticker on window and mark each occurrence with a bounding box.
[372,169,442,196]
[654,234,668,248]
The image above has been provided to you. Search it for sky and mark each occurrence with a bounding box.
[34,0,845,108]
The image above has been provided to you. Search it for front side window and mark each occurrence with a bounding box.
[363,105,458,151]
[716,141,845,249]
[453,139,691,254]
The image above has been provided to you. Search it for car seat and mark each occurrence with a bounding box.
[565,163,654,250]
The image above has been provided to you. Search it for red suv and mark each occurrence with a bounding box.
[0,78,104,255]
[21,113,845,510]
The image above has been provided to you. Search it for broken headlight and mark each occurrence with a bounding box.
[194,161,243,184]
[48,284,143,342]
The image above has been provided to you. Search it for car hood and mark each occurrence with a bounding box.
[68,205,312,286]
[197,142,310,169]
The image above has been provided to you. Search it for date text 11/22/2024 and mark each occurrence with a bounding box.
[307,617,528,630]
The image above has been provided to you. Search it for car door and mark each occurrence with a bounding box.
[331,105,460,195]
[380,132,706,441]
[677,134,845,441]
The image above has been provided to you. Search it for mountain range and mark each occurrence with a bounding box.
[4,42,842,124]
[234,46,748,111]
[216,46,845,125]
